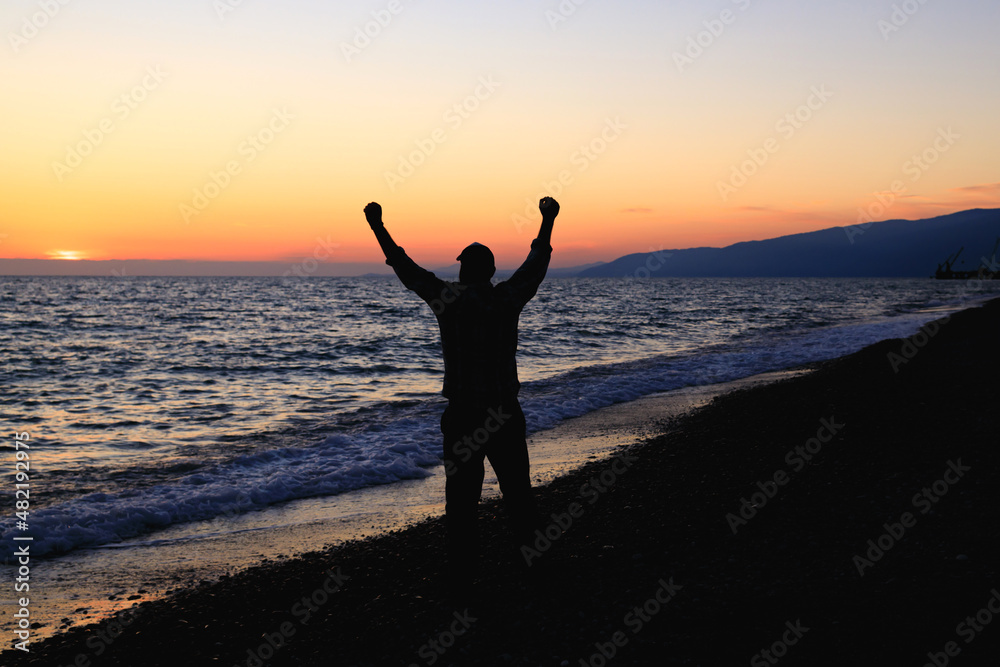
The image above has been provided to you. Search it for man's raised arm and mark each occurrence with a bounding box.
[536,196,559,247]
[364,202,400,259]
[363,201,444,302]
[506,197,559,302]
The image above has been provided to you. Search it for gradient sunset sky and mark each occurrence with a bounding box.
[2,0,998,270]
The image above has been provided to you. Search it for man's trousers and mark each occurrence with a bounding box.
[440,398,538,571]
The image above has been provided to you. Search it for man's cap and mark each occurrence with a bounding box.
[456,242,495,265]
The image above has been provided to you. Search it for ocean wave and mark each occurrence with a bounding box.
[2,306,952,558]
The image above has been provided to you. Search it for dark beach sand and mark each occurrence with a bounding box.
[12,299,1000,666]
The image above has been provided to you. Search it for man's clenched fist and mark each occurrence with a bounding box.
[539,197,559,220]
[364,202,383,226]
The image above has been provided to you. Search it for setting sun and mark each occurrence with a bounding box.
[47,250,87,260]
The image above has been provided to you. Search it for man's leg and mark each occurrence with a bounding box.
[441,402,487,578]
[483,400,538,550]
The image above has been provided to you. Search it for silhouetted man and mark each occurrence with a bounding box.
[364,197,559,579]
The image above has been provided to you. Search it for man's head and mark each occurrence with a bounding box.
[457,242,496,284]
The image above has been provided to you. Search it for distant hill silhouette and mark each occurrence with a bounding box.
[578,208,1000,278]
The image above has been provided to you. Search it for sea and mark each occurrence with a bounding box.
[2,275,999,638]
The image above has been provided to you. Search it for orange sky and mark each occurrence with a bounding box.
[2,1,998,271]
